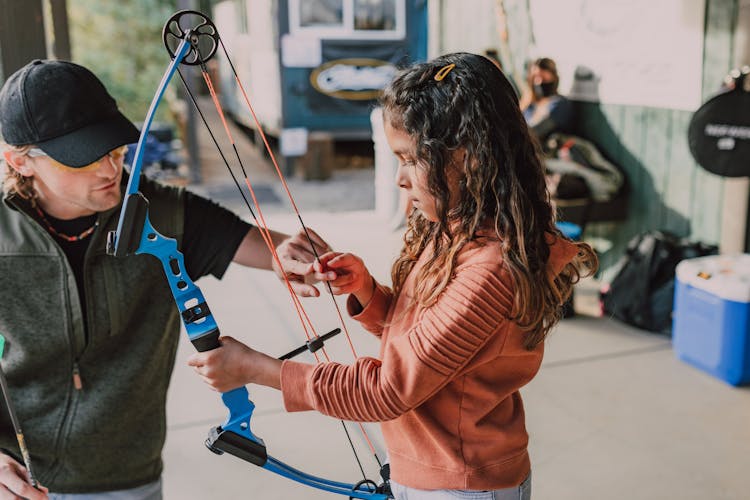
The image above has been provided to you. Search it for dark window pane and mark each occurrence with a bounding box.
[354,0,396,31]
[300,0,344,27]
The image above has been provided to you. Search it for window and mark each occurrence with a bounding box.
[289,0,405,40]
[299,0,343,28]
[354,0,396,31]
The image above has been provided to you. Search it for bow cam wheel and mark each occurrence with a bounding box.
[163,10,219,65]
[349,479,381,499]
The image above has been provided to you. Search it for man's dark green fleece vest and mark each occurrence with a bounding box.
[0,177,184,493]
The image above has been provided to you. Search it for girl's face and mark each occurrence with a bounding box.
[385,119,462,223]
[385,120,440,222]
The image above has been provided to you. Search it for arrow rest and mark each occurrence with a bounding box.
[162,9,219,65]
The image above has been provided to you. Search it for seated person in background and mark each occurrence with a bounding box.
[483,48,521,98]
[520,57,573,142]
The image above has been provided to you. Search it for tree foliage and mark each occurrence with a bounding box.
[68,0,184,125]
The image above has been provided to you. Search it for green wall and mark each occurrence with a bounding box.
[509,0,740,277]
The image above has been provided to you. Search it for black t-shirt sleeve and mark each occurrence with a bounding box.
[182,190,253,280]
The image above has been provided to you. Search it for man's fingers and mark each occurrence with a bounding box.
[0,484,18,500]
[0,477,45,500]
[279,259,314,277]
[289,282,321,297]
[280,242,316,263]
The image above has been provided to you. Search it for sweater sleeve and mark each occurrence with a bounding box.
[281,262,514,421]
[345,281,394,336]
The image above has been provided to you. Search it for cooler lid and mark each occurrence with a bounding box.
[676,253,750,302]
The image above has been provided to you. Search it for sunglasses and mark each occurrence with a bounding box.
[26,145,129,171]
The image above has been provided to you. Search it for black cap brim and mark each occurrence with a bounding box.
[35,111,140,168]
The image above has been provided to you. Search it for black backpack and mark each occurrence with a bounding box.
[600,231,717,334]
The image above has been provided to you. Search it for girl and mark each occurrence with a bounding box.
[188,52,598,499]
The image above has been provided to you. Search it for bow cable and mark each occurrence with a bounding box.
[173,50,383,480]
[210,37,385,470]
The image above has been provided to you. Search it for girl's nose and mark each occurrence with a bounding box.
[396,164,410,189]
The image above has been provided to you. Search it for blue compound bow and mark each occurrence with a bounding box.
[106,10,391,499]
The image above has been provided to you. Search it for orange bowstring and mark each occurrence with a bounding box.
[202,70,327,362]
[202,48,380,459]
[230,74,362,359]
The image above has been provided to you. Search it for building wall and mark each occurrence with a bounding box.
[429,0,742,276]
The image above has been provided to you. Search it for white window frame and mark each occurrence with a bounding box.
[288,0,406,40]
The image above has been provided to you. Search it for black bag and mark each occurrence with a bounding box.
[600,231,717,334]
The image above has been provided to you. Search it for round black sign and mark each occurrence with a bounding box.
[688,72,750,177]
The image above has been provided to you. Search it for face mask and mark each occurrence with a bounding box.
[533,81,557,98]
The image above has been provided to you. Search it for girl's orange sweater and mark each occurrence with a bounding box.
[281,235,579,490]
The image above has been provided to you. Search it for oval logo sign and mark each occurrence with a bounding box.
[310,58,396,101]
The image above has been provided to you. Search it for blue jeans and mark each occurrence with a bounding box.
[49,478,162,500]
[390,473,531,500]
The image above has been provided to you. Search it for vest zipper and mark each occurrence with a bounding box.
[72,362,83,390]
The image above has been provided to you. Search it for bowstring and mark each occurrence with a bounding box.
[176,67,323,363]
[173,40,383,479]
[216,36,384,470]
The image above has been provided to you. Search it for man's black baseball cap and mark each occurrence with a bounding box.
[0,59,140,167]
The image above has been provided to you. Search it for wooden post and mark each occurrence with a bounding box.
[294,132,334,180]
[0,0,47,82]
[177,0,201,183]
[720,0,750,253]
[48,0,72,61]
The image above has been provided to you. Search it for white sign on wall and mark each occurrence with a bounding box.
[281,34,322,68]
[529,0,706,110]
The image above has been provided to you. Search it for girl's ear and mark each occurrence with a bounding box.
[448,147,464,166]
[451,147,469,174]
[3,150,34,177]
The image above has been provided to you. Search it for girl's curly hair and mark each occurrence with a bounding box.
[381,52,597,349]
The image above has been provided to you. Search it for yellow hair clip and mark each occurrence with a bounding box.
[434,63,456,82]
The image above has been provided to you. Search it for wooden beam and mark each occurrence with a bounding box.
[0,0,47,82]
[49,0,71,61]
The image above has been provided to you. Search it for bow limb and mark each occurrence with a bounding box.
[105,21,264,477]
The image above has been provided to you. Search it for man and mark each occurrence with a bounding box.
[0,59,324,500]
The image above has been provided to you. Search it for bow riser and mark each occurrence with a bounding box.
[107,10,391,498]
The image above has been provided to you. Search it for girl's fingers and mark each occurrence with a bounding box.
[324,252,359,269]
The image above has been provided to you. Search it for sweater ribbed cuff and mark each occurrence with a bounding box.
[280,360,317,412]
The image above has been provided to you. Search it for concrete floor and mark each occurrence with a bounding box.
[161,209,750,500]
[159,103,750,499]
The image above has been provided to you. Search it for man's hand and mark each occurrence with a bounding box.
[273,228,333,297]
[0,454,48,500]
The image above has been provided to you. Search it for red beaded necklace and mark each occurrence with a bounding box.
[34,205,99,242]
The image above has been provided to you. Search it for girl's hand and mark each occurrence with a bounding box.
[0,453,49,499]
[187,337,282,393]
[273,228,333,297]
[316,252,375,307]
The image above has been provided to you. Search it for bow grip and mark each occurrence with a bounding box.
[190,327,221,352]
